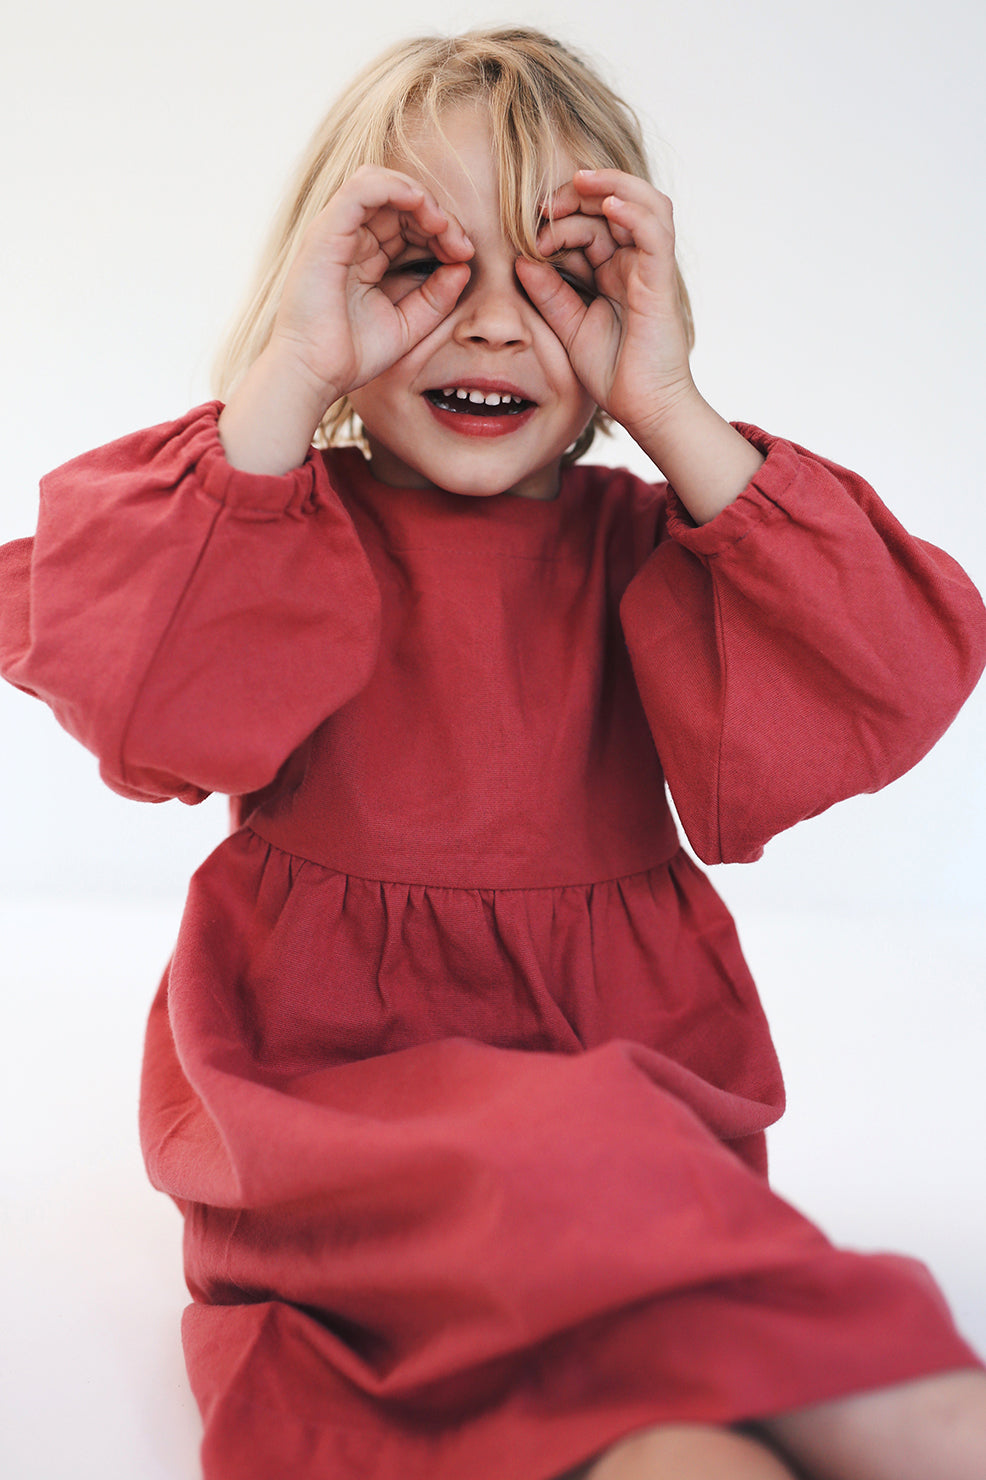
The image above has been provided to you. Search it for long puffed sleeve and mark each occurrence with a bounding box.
[0,403,381,802]
[619,425,986,865]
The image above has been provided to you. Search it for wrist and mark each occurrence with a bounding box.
[262,333,348,414]
[622,378,705,459]
[631,389,765,525]
[218,345,334,476]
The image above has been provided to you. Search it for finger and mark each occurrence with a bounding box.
[333,167,471,258]
[544,193,672,263]
[368,210,472,263]
[546,173,673,248]
[514,259,590,351]
[541,212,632,256]
[597,193,675,261]
[543,176,629,220]
[396,262,471,345]
[361,166,473,259]
[537,211,614,259]
[423,218,475,264]
[400,202,474,262]
[539,179,586,220]
[372,210,473,267]
[540,189,631,250]
[332,168,431,234]
[536,212,621,267]
[573,169,673,219]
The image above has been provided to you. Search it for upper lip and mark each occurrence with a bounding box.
[425,376,538,404]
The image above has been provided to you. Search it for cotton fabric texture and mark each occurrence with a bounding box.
[2,402,984,1480]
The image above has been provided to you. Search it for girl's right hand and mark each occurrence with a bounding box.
[218,168,472,474]
[269,166,474,407]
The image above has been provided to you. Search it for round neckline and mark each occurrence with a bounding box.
[323,445,604,564]
[329,445,574,517]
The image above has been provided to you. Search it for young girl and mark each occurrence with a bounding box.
[2,25,985,1480]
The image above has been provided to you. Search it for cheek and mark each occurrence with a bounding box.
[351,360,408,406]
[538,331,593,407]
[538,328,590,396]
[568,390,600,446]
[348,381,390,429]
[565,376,599,424]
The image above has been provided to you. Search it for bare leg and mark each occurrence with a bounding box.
[760,1368,986,1480]
[554,1423,801,1480]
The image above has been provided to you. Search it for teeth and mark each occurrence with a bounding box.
[441,387,524,406]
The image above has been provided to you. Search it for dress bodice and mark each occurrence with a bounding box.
[248,449,678,889]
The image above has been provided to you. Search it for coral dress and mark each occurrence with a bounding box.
[2,402,984,1480]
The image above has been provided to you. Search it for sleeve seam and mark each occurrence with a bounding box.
[710,569,728,864]
[193,474,321,518]
[188,406,325,518]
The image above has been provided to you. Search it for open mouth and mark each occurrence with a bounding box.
[425,388,536,417]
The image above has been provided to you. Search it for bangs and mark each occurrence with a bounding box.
[212,27,692,460]
[381,39,651,263]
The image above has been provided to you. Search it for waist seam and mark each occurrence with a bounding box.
[241,822,681,893]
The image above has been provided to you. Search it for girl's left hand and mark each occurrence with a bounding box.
[514,170,697,442]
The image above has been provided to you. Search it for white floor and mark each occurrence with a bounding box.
[1,898,983,1480]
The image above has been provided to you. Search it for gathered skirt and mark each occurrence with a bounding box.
[138,828,981,1480]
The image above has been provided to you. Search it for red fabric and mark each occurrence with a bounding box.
[2,401,984,1480]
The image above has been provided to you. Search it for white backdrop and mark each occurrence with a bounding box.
[1,2,984,1477]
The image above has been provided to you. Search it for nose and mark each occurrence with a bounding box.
[451,262,533,349]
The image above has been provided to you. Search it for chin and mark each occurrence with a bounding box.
[413,458,535,499]
[438,474,522,498]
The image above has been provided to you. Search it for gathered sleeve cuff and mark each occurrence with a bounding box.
[620,424,986,864]
[0,402,382,802]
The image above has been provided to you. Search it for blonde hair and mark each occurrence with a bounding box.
[213,27,694,464]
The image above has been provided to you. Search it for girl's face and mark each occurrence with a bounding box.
[348,104,597,501]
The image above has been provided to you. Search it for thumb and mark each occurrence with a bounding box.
[514,259,587,351]
[398,263,471,347]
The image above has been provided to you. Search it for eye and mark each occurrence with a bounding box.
[555,265,597,302]
[387,256,442,279]
[546,251,597,301]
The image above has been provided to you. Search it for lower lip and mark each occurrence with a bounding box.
[425,398,537,438]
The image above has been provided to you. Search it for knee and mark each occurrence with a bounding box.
[576,1422,799,1479]
[762,1367,986,1480]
